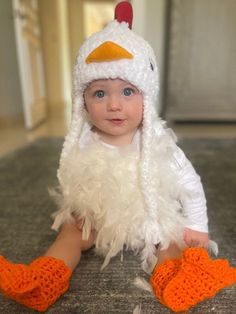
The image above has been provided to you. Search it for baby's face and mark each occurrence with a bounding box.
[84,78,143,145]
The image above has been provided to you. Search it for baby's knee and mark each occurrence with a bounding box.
[59,222,95,251]
[72,217,96,251]
[80,229,96,251]
[58,222,83,244]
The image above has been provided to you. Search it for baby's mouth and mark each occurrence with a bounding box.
[109,119,125,125]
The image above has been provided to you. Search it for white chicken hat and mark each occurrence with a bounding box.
[61,1,159,159]
[57,1,184,261]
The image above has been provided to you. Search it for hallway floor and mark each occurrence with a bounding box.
[1,111,236,157]
[0,135,235,313]
[0,110,69,157]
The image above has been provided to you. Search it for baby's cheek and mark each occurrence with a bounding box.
[132,110,143,124]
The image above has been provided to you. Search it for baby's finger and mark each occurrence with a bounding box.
[193,240,201,247]
[202,241,209,249]
[184,237,193,247]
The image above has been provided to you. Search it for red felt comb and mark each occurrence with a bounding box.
[114,1,133,29]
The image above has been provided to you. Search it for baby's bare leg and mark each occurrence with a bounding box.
[0,222,95,311]
[156,242,182,265]
[45,222,96,270]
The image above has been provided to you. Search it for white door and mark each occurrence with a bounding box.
[13,0,47,129]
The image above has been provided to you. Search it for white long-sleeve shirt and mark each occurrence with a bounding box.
[173,147,208,232]
[79,126,209,234]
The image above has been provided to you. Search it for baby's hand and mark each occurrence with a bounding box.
[183,228,209,248]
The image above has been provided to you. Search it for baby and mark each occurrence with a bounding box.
[0,2,235,313]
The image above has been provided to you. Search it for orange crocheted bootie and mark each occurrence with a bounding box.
[162,247,236,312]
[0,255,72,312]
[150,258,181,304]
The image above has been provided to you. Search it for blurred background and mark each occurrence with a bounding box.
[0,0,236,157]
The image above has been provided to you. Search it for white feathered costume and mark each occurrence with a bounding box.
[51,2,210,273]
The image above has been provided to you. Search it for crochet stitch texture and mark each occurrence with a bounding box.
[0,255,72,312]
[150,258,181,305]
[150,247,236,312]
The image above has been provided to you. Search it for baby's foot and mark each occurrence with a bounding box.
[162,248,236,312]
[0,255,72,312]
[150,258,181,304]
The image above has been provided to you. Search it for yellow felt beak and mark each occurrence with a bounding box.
[85,41,133,64]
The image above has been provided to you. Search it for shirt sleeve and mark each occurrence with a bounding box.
[173,146,209,233]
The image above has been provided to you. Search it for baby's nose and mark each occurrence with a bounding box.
[107,96,122,111]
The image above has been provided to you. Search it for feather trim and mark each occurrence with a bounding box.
[51,132,191,271]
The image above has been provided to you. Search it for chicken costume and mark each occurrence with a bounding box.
[0,2,235,313]
[52,2,211,272]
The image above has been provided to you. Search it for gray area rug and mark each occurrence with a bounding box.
[0,137,235,314]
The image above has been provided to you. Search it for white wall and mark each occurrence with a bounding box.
[0,0,23,117]
[132,0,167,113]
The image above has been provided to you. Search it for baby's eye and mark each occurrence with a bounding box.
[94,90,105,98]
[123,87,134,96]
